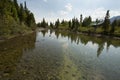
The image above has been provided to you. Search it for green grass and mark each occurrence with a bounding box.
[78,26,94,32]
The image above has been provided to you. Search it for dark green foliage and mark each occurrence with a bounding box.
[115,19,120,27]
[26,13,35,27]
[50,22,54,28]
[71,18,79,31]
[61,19,65,24]
[19,3,25,23]
[68,20,72,29]
[103,10,110,33]
[55,19,60,29]
[13,0,19,14]
[80,14,83,27]
[74,18,80,31]
[14,0,19,9]
[82,16,92,27]
[71,18,75,30]
[110,20,117,33]
[11,6,18,21]
[41,18,48,28]
[37,23,41,27]
[0,0,36,37]
[38,18,48,28]
[24,1,27,10]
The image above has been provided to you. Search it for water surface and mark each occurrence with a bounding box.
[0,30,120,80]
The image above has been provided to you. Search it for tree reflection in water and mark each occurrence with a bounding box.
[48,29,120,57]
[0,33,36,79]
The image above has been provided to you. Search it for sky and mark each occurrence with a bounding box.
[18,0,120,23]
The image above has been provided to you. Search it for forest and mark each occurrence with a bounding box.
[38,10,120,37]
[0,0,120,39]
[0,0,36,39]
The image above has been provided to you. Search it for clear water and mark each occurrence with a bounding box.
[0,30,120,80]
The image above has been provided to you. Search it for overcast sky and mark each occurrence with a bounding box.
[18,0,120,23]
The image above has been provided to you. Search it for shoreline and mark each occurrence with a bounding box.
[1,27,120,43]
[48,28,120,40]
[0,28,45,42]
[0,30,35,42]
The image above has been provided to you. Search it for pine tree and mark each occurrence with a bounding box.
[110,19,117,33]
[40,18,47,28]
[11,6,18,21]
[24,1,27,10]
[61,19,65,24]
[75,18,79,31]
[71,18,75,30]
[50,22,54,28]
[19,3,24,23]
[0,0,36,36]
[68,20,71,29]
[13,0,19,11]
[55,19,60,29]
[103,10,110,33]
[26,13,35,27]
[13,0,19,9]
[82,16,92,27]
[80,14,83,27]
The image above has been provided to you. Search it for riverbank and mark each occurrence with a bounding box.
[48,28,120,40]
[0,30,35,42]
[0,27,48,42]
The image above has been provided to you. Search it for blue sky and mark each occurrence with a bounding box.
[18,0,120,23]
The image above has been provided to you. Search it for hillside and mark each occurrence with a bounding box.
[110,16,120,23]
[0,0,36,39]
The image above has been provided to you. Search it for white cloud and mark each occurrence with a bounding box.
[59,3,72,16]
[65,3,72,12]
[110,10,120,17]
[60,10,68,15]
[74,7,120,21]
[90,7,106,20]
[43,0,47,2]
[91,8,120,20]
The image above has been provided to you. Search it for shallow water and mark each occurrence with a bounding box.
[0,30,120,80]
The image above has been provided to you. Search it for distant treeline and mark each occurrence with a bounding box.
[0,0,36,37]
[38,10,120,36]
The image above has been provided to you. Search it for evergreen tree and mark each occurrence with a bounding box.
[68,20,72,29]
[117,19,120,27]
[75,18,79,31]
[40,18,47,28]
[24,1,27,10]
[50,22,54,28]
[70,18,80,31]
[13,0,19,9]
[13,0,19,12]
[11,6,18,21]
[103,10,110,33]
[82,16,92,27]
[55,19,60,29]
[61,19,65,24]
[26,13,35,27]
[71,18,75,30]
[19,3,24,23]
[80,14,83,27]
[37,23,41,27]
[110,19,117,33]
[0,0,36,36]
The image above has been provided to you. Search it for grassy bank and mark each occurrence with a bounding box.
[0,18,35,42]
[48,25,120,39]
[0,0,36,41]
